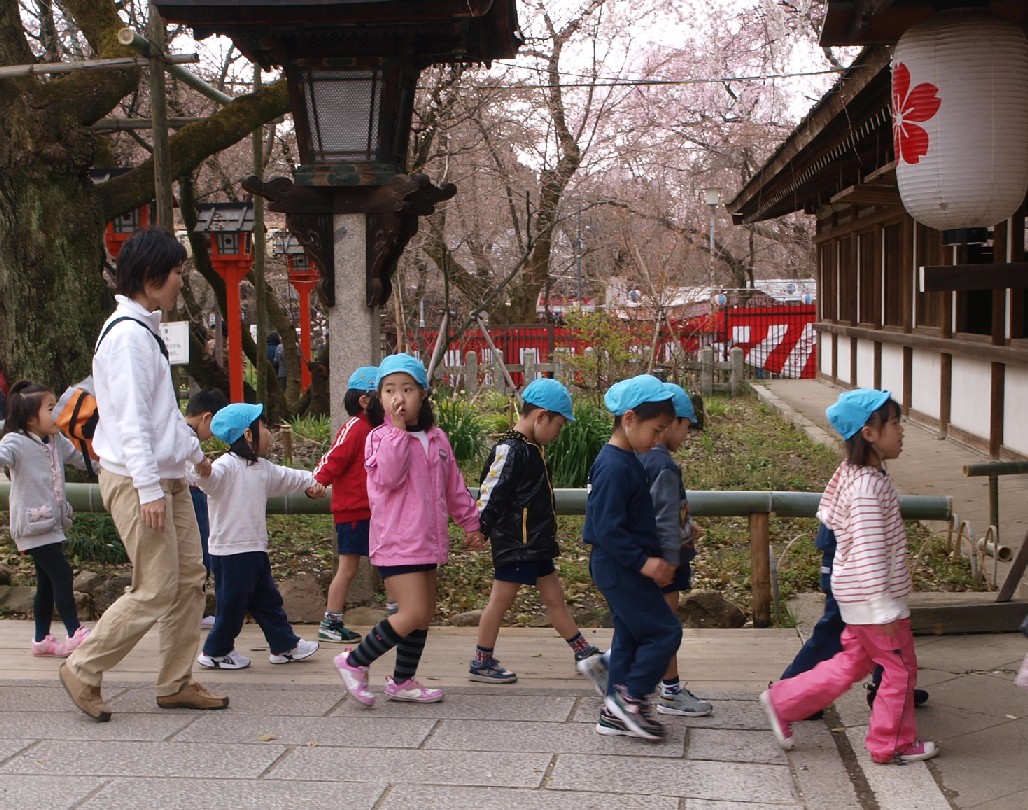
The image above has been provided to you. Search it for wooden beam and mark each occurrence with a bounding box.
[830,184,901,206]
[919,263,1028,292]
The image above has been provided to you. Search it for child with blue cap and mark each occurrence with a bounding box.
[469,378,602,684]
[312,366,379,645]
[582,374,681,740]
[193,403,327,670]
[761,389,938,765]
[335,353,483,707]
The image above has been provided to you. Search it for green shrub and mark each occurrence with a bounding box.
[548,403,612,487]
[289,414,332,446]
[65,514,128,565]
[434,394,489,465]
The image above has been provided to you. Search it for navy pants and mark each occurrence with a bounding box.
[590,548,682,700]
[189,486,211,580]
[28,542,80,642]
[203,551,298,657]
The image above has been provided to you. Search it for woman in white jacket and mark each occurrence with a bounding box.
[60,227,227,722]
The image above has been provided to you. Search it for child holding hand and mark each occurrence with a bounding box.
[193,403,325,669]
[584,374,681,740]
[335,354,483,707]
[760,389,938,765]
[1,381,89,657]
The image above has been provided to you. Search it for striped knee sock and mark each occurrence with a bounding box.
[348,619,402,668]
[393,629,428,683]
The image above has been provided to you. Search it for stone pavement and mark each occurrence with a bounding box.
[3,618,1009,810]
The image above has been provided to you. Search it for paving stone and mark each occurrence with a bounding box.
[173,713,435,748]
[569,696,763,729]
[268,747,551,788]
[0,684,128,713]
[784,722,863,810]
[684,802,804,810]
[548,754,798,804]
[424,718,686,757]
[843,728,949,810]
[78,777,385,809]
[380,785,680,809]
[0,740,286,778]
[108,684,344,716]
[0,711,194,741]
[686,728,789,764]
[0,774,106,809]
[0,740,33,763]
[328,692,576,721]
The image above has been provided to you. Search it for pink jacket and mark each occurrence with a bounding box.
[364,423,480,567]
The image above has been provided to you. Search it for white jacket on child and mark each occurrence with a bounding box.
[0,432,85,551]
[817,461,911,626]
[194,453,315,556]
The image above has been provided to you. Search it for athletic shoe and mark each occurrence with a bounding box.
[759,689,794,751]
[574,644,602,663]
[200,615,216,629]
[63,626,90,655]
[873,739,939,764]
[468,656,517,683]
[157,681,229,710]
[595,707,632,737]
[334,649,375,707]
[604,685,665,740]
[656,686,713,717]
[32,634,67,657]
[269,638,319,664]
[866,681,930,708]
[197,650,251,670]
[59,662,111,722]
[318,620,361,644]
[384,676,444,703]
[576,652,609,696]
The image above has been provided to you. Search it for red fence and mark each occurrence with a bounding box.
[408,303,817,384]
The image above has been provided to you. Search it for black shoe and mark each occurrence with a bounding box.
[866,682,930,708]
[803,709,825,721]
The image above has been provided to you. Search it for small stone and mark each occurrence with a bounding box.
[449,610,483,627]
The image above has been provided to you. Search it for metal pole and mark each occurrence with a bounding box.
[576,210,583,306]
[147,5,173,228]
[252,64,267,406]
[708,204,716,308]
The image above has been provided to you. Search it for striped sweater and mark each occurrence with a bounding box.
[816,462,911,625]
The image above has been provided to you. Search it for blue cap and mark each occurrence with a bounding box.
[603,374,674,416]
[522,378,575,422]
[347,366,378,392]
[211,403,264,445]
[826,389,892,440]
[375,353,429,389]
[663,383,697,423]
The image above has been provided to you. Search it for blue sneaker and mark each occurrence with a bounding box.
[468,657,517,683]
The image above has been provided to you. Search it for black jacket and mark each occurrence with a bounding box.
[476,430,559,566]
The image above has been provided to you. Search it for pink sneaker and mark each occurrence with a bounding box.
[63,626,90,654]
[874,739,939,764]
[384,676,444,703]
[760,689,794,751]
[31,635,67,657]
[334,649,375,707]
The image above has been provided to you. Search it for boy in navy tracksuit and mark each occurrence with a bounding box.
[583,374,681,740]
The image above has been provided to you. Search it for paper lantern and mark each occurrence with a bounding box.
[892,9,1028,243]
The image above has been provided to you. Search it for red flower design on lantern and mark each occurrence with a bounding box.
[891,62,941,165]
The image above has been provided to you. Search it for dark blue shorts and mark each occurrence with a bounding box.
[377,563,437,579]
[494,558,556,585]
[335,520,370,556]
[661,562,692,594]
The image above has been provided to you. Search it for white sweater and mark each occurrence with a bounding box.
[195,453,316,556]
[92,297,203,504]
[817,462,911,625]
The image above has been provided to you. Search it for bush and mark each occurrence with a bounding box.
[65,514,128,565]
[548,403,612,487]
[434,394,489,466]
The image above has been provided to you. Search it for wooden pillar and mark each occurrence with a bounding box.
[750,512,771,628]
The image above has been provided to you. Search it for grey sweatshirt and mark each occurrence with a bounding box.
[0,431,85,552]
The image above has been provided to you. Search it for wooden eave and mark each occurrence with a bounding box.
[727,46,895,225]
[820,0,1028,46]
[155,0,523,68]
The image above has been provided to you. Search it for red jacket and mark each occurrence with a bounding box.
[313,413,372,523]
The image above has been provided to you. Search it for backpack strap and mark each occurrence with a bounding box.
[95,316,169,361]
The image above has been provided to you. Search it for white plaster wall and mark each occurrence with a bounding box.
[1004,366,1028,456]
[855,339,876,389]
[819,332,833,376]
[910,349,941,419]
[949,356,992,438]
[881,344,905,406]
[837,336,852,383]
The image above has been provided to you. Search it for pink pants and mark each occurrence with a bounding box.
[769,619,919,761]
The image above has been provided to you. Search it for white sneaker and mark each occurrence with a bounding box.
[269,638,319,664]
[200,615,216,629]
[197,650,251,669]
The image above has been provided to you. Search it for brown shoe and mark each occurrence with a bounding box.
[157,681,229,711]
[59,662,111,722]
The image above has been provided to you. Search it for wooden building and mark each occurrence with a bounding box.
[729,7,1028,460]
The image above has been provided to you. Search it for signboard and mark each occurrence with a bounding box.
[159,321,190,365]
